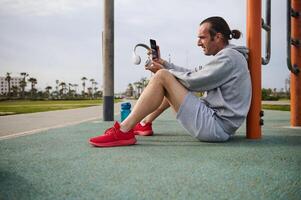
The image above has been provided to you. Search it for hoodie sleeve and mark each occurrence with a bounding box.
[168,53,234,92]
[163,62,192,73]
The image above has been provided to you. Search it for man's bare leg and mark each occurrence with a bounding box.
[120,69,188,131]
[140,97,170,124]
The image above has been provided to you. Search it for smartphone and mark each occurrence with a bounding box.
[150,39,158,59]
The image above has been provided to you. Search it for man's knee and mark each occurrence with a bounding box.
[156,69,171,77]
[153,69,173,83]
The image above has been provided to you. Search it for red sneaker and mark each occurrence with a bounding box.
[133,122,153,136]
[89,122,136,147]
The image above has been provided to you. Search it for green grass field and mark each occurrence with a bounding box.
[262,104,290,111]
[0,100,103,116]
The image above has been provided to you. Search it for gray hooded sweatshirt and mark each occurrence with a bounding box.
[163,44,252,134]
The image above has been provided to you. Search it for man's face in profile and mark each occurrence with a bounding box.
[197,23,221,56]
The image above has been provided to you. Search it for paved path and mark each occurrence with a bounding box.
[0,103,122,140]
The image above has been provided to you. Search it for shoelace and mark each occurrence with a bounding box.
[104,126,116,135]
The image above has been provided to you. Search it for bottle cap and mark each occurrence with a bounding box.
[121,102,131,109]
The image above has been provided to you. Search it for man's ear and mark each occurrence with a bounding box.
[215,32,223,41]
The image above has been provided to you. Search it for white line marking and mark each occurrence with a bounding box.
[0,111,120,141]
[282,126,301,129]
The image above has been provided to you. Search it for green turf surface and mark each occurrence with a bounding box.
[0,110,300,200]
[0,100,103,116]
[262,104,290,111]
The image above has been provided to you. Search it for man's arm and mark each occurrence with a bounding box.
[168,54,234,92]
[153,47,191,73]
[156,58,190,72]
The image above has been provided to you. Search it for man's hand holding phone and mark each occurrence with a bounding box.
[145,60,164,73]
[145,39,165,73]
[150,39,159,60]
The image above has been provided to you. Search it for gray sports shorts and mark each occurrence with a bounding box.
[176,92,230,142]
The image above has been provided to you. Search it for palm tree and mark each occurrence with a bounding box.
[55,80,59,98]
[68,83,73,96]
[94,87,98,97]
[285,76,290,96]
[93,81,98,98]
[20,72,28,98]
[89,78,95,98]
[90,79,95,85]
[28,77,37,98]
[45,86,52,93]
[140,77,149,92]
[126,83,134,97]
[59,82,67,96]
[55,80,59,93]
[5,72,12,97]
[45,86,52,97]
[73,84,78,95]
[133,82,138,98]
[81,77,87,96]
[133,81,143,98]
[99,90,103,98]
[87,87,93,98]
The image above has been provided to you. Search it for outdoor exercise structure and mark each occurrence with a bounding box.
[102,0,301,138]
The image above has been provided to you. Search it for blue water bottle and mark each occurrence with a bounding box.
[120,102,131,122]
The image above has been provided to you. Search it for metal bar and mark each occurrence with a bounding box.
[262,0,271,65]
[246,0,262,139]
[287,0,300,74]
[103,0,114,121]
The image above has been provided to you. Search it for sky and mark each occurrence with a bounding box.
[0,0,290,93]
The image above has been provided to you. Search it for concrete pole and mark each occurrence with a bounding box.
[246,0,262,139]
[103,0,114,121]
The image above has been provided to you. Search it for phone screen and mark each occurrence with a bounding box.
[150,39,158,59]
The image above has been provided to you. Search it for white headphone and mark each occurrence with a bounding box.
[132,43,151,65]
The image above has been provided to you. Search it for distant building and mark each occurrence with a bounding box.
[0,76,23,95]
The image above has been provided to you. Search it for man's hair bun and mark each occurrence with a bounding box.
[231,30,241,39]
